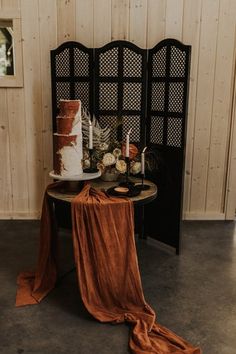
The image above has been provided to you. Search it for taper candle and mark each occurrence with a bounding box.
[89,119,93,149]
[141,146,147,174]
[126,128,132,157]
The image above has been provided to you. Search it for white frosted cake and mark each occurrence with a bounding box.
[53,100,83,177]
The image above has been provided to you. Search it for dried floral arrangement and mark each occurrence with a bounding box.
[81,109,143,180]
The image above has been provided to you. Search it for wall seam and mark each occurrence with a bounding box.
[189,0,203,213]
[204,0,221,213]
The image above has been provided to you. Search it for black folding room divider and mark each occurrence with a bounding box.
[51,39,191,254]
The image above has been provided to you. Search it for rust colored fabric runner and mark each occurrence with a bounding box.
[15,182,63,306]
[16,183,201,353]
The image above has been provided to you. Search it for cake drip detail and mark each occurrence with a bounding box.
[53,100,83,177]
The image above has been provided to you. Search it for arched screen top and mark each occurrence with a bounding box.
[51,39,191,149]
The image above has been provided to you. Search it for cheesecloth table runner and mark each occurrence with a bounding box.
[16,183,201,354]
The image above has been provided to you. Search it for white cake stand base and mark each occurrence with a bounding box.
[49,170,101,193]
[49,170,101,181]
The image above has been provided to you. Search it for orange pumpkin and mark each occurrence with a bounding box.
[121,143,139,159]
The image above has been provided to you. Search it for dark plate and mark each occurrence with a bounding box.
[106,186,141,198]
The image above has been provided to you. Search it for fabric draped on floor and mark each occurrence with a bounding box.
[16,183,201,354]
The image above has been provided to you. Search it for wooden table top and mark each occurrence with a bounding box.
[47,177,157,206]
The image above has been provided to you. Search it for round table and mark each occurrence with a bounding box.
[47,177,157,239]
[47,177,157,206]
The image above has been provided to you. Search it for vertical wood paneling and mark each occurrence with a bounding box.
[182,0,202,215]
[190,0,220,213]
[206,0,236,213]
[21,0,44,216]
[111,0,130,41]
[7,89,29,214]
[165,0,183,40]
[75,0,94,46]
[94,0,111,47]
[57,0,76,44]
[1,0,19,8]
[0,0,18,217]
[1,0,236,219]
[147,0,166,48]
[39,0,57,187]
[0,89,13,216]
[129,0,147,47]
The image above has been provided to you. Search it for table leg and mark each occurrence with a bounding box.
[136,205,147,240]
[47,197,75,280]
[47,196,59,270]
[140,205,147,239]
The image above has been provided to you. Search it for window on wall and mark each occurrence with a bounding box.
[0,10,23,87]
[0,19,14,76]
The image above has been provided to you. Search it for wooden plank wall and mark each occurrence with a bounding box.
[0,0,57,218]
[0,0,236,219]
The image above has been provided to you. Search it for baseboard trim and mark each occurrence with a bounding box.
[183,212,225,220]
[0,211,40,220]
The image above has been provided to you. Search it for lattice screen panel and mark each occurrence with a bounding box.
[74,48,90,77]
[122,116,141,143]
[168,82,184,113]
[152,47,167,77]
[145,39,191,253]
[170,46,186,77]
[55,82,70,107]
[99,83,118,110]
[95,41,146,145]
[147,39,191,150]
[123,83,142,110]
[55,48,70,77]
[99,48,119,77]
[150,116,164,145]
[151,82,165,111]
[167,117,183,147]
[123,47,142,77]
[51,42,93,131]
[74,82,90,109]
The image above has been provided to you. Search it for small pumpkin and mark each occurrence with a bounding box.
[121,143,139,159]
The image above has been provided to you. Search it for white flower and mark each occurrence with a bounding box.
[113,148,121,158]
[131,161,141,175]
[102,153,116,166]
[99,142,109,151]
[116,159,127,173]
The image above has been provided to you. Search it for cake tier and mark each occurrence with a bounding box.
[53,134,83,177]
[59,99,80,117]
[56,116,75,135]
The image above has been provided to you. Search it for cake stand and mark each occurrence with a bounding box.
[49,170,101,192]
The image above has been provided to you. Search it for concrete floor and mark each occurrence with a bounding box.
[0,220,236,354]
